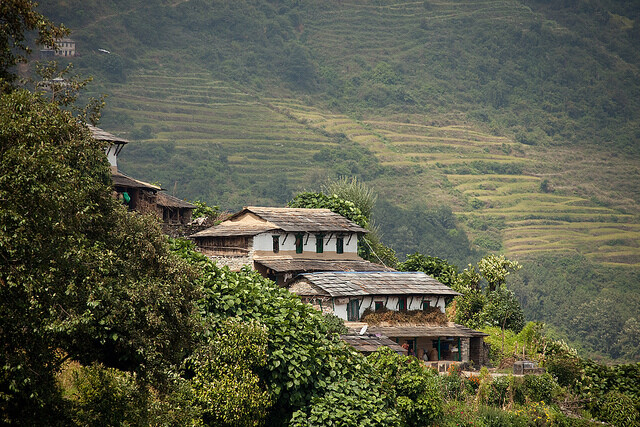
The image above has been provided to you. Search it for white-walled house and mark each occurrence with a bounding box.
[191,206,391,285]
[289,271,488,369]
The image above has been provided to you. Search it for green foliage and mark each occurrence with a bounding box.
[171,239,397,422]
[482,287,525,333]
[32,62,106,124]
[511,254,640,362]
[191,199,220,220]
[0,90,199,423]
[398,253,459,288]
[322,313,348,335]
[187,319,271,426]
[288,192,368,228]
[322,176,377,219]
[68,364,147,427]
[478,255,521,293]
[289,380,399,427]
[521,373,556,405]
[373,201,477,268]
[368,347,443,426]
[591,391,640,427]
[543,341,583,388]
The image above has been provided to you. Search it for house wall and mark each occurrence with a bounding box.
[329,295,446,321]
[253,232,359,258]
[106,148,118,168]
[205,254,253,271]
[196,236,251,256]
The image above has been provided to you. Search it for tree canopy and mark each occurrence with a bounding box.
[0,89,200,424]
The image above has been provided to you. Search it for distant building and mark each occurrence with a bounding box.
[87,124,195,226]
[40,38,76,58]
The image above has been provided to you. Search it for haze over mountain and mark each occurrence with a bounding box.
[37,0,640,361]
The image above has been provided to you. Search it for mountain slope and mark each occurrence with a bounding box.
[35,0,640,361]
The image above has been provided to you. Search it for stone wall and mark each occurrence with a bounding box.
[204,254,253,271]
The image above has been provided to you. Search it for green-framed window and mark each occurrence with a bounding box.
[295,233,304,254]
[316,234,324,253]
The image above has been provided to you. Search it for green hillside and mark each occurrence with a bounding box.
[36,0,640,361]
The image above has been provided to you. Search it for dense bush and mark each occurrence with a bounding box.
[368,347,443,426]
[522,373,556,404]
[591,391,640,427]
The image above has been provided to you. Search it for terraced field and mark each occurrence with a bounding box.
[107,70,381,207]
[270,101,640,267]
[104,67,640,267]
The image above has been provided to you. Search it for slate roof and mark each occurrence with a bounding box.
[192,206,368,238]
[341,334,408,355]
[87,124,128,144]
[111,171,161,190]
[191,222,277,238]
[291,271,461,297]
[254,257,393,273]
[364,324,489,338]
[156,192,196,209]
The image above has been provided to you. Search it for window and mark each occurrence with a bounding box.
[316,234,324,253]
[422,300,431,311]
[375,301,384,311]
[272,235,279,253]
[336,237,344,254]
[347,299,360,321]
[295,233,304,254]
[398,296,407,312]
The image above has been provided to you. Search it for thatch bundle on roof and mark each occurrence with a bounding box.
[361,307,448,326]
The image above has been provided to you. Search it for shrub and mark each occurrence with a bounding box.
[69,364,148,426]
[478,406,529,427]
[591,391,640,427]
[368,347,444,425]
[545,353,582,387]
[523,373,556,404]
[488,375,511,407]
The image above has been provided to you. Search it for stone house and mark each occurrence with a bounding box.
[288,271,488,369]
[190,206,390,285]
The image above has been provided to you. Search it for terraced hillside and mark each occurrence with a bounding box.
[107,70,381,208]
[106,67,640,268]
[262,101,640,267]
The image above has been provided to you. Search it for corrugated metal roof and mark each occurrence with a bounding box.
[233,206,367,233]
[292,271,461,298]
[111,171,161,190]
[87,124,128,144]
[156,192,196,209]
[254,257,393,273]
[341,334,408,355]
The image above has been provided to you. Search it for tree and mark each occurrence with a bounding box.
[288,191,368,227]
[482,287,526,352]
[0,0,69,88]
[397,253,459,289]
[0,90,200,423]
[322,176,377,219]
[478,254,521,293]
[288,191,398,267]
